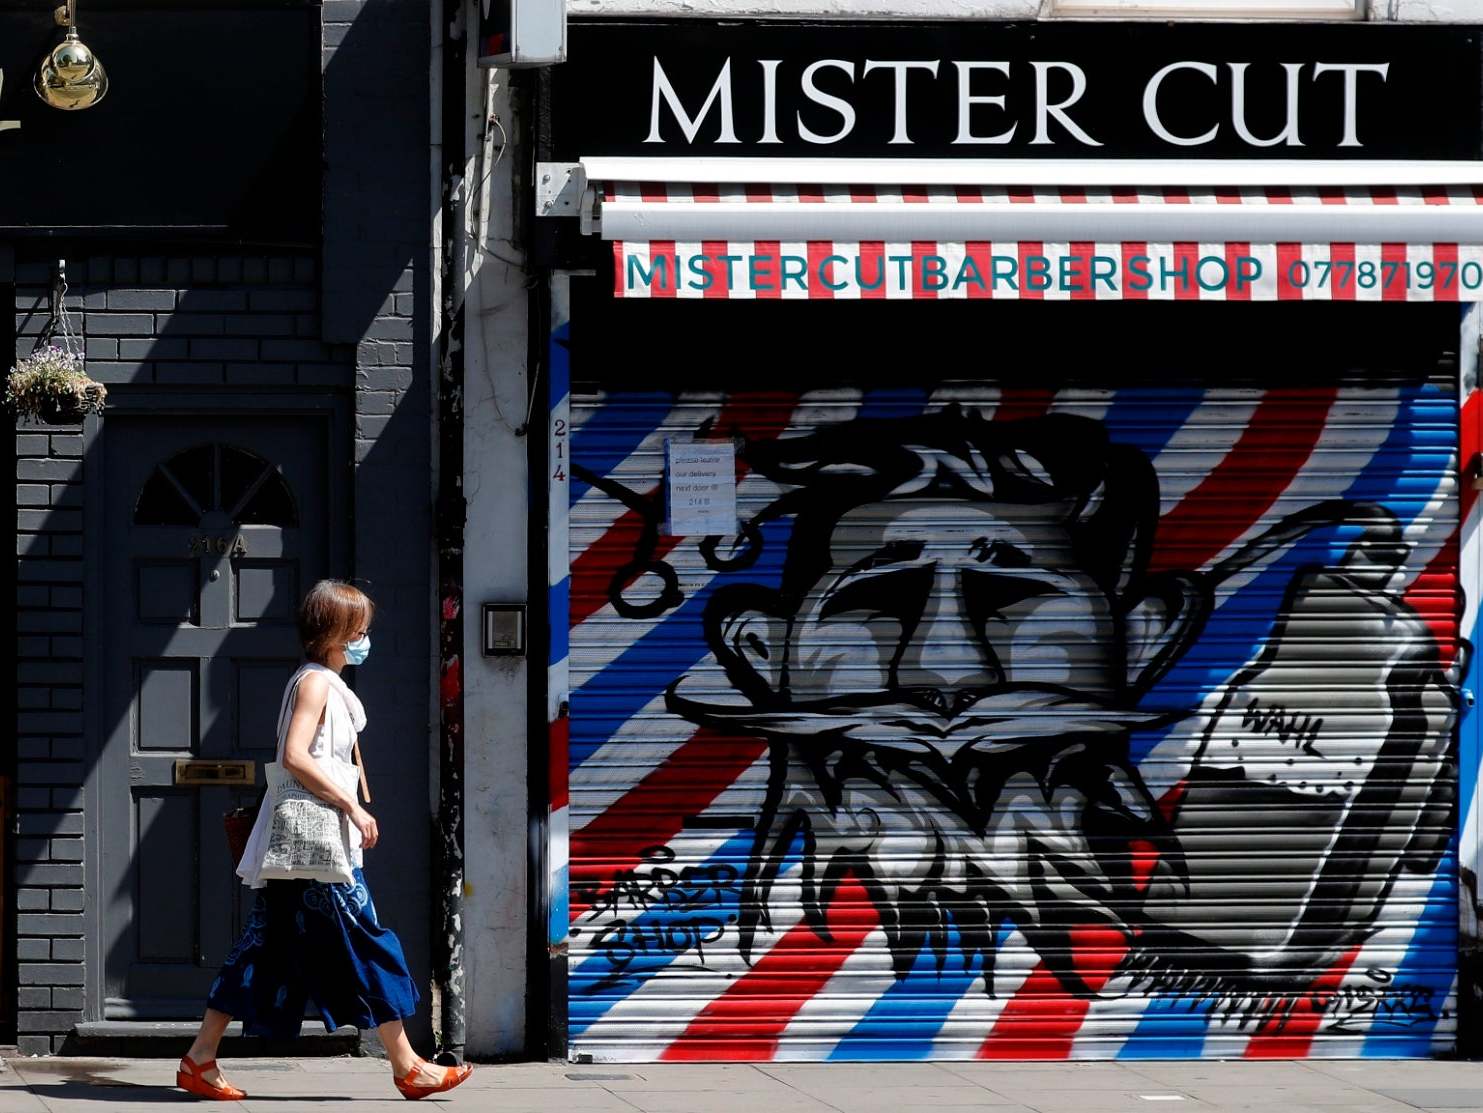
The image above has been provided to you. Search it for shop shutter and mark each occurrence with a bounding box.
[564,371,1460,1061]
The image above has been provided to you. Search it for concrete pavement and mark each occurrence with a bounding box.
[1,1056,1482,1113]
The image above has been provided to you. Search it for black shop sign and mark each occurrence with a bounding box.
[0,4,319,240]
[552,21,1482,162]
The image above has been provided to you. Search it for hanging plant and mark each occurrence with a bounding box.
[7,260,106,425]
[6,344,107,425]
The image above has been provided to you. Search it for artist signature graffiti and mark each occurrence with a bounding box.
[573,846,741,988]
[1323,969,1444,1034]
[1242,696,1325,757]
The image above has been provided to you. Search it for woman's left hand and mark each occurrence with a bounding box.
[350,805,380,850]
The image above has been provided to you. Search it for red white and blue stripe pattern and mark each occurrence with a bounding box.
[609,183,1483,301]
[548,285,573,955]
[563,371,1465,1062]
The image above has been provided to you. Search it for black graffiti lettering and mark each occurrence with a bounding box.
[1241,696,1325,756]
[579,842,742,988]
[581,844,741,922]
[589,916,731,984]
[1325,977,1440,1034]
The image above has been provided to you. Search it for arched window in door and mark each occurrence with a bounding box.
[134,443,298,527]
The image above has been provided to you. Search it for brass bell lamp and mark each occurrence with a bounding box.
[35,0,107,111]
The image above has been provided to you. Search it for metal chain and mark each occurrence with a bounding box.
[56,272,80,358]
[37,260,82,359]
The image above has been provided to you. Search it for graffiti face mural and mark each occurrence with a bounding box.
[565,382,1463,1060]
[669,412,1207,995]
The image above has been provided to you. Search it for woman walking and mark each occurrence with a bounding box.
[177,580,473,1101]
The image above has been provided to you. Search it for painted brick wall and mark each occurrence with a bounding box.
[13,418,86,1056]
[16,256,346,389]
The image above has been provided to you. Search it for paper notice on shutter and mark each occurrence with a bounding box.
[666,440,737,536]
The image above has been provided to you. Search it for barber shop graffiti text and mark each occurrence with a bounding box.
[572,845,741,987]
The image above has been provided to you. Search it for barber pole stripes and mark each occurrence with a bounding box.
[548,290,573,952]
[563,374,1463,1061]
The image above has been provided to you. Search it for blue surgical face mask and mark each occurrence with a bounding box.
[344,635,371,666]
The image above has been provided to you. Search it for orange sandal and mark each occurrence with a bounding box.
[176,1056,246,1101]
[394,1059,473,1101]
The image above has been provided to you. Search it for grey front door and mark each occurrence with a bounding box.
[100,417,330,1019]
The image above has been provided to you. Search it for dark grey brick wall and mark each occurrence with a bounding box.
[16,256,347,388]
[13,421,86,1056]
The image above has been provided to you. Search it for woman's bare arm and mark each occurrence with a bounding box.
[280,673,356,811]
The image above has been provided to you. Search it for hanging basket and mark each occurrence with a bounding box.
[34,394,90,425]
[5,346,107,425]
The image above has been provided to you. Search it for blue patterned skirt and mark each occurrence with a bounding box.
[206,869,419,1039]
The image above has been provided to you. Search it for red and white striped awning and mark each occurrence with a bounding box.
[602,182,1483,302]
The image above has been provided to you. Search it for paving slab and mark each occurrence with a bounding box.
[792,1084,1022,1106]
[761,1065,994,1095]
[1174,1084,1416,1109]
[602,1066,805,1093]
[618,1089,841,1113]
[1376,1091,1483,1110]
[1314,1063,1483,1084]
[1007,1092,1215,1113]
[1121,1062,1331,1085]
[391,1086,640,1112]
[830,1106,1040,1113]
[817,1100,1033,1113]
[761,1063,975,1082]
[942,1065,1159,1089]
[485,1063,605,1085]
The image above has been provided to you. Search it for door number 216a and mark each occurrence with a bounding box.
[188,534,247,557]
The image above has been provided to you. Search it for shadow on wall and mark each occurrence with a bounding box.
[321,0,431,347]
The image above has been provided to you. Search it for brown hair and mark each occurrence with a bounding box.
[297,580,375,663]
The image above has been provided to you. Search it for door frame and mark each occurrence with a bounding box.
[80,391,350,1024]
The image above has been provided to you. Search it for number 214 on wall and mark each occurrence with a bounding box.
[552,417,567,483]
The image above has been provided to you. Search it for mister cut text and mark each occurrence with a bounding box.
[553,22,1482,161]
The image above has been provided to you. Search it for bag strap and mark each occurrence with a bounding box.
[273,666,313,764]
[352,739,371,804]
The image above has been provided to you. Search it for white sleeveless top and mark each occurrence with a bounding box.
[236,663,367,889]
